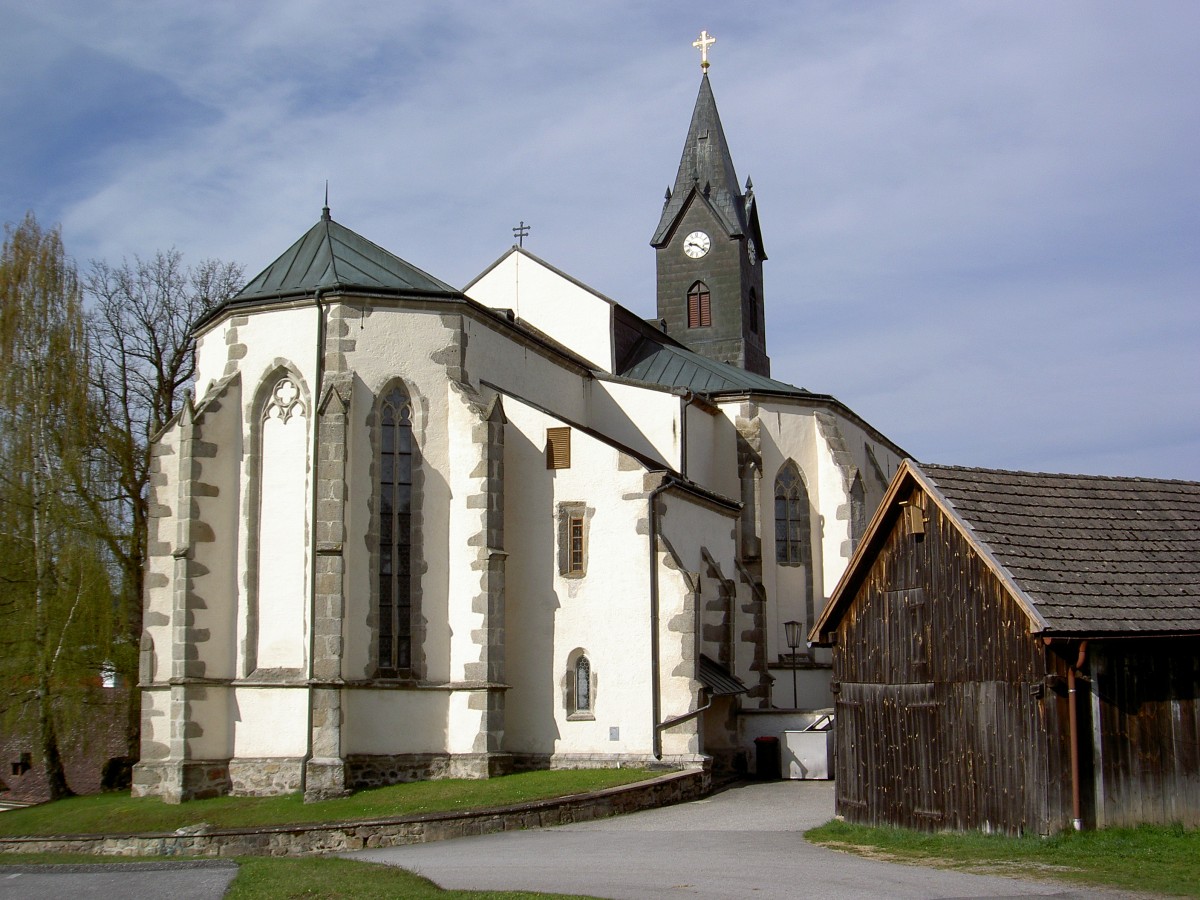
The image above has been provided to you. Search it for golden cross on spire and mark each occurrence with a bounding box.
[692,30,715,71]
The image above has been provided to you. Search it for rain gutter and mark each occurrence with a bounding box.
[647,475,675,760]
[1068,639,1089,831]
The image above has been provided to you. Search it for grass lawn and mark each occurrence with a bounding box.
[0,768,659,837]
[806,819,1200,897]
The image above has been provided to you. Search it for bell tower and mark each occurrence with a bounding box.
[651,32,769,376]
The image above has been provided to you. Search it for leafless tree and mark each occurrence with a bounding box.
[84,250,243,754]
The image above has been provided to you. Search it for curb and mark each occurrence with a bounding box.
[0,767,710,859]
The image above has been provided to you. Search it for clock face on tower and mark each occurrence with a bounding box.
[683,231,710,258]
[747,238,757,266]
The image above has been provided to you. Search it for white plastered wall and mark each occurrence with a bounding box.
[587,379,679,470]
[461,316,589,423]
[231,687,308,757]
[466,251,616,372]
[752,404,821,669]
[500,396,655,757]
[338,305,461,753]
[684,401,738,499]
[655,490,741,759]
[142,423,180,693]
[189,379,242,683]
[748,399,905,708]
[211,306,318,681]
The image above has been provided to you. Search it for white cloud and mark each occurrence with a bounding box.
[3,0,1197,478]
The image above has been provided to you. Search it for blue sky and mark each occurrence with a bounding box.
[2,1,1197,479]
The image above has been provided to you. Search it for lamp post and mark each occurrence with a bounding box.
[783,620,802,709]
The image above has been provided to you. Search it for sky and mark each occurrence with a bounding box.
[2,1,1197,480]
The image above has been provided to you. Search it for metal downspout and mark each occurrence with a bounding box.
[648,476,675,760]
[1068,639,1089,831]
[678,390,697,480]
[300,288,326,794]
[657,691,713,733]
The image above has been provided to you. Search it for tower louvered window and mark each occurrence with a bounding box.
[379,386,414,673]
[687,282,711,328]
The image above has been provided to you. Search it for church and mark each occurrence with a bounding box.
[133,44,905,802]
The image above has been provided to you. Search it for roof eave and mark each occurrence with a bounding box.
[193,283,467,333]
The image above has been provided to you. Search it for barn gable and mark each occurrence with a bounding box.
[813,460,1200,834]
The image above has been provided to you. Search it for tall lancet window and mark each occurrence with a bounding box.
[575,656,591,712]
[256,374,308,670]
[849,474,867,551]
[379,386,414,674]
[774,461,811,567]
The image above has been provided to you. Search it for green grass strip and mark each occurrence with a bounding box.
[806,819,1200,897]
[0,768,658,837]
[226,856,597,900]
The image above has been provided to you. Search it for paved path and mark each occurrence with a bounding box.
[351,780,1118,900]
[0,860,237,900]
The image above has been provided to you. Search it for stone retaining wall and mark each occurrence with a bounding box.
[0,767,708,859]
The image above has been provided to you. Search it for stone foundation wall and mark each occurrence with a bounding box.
[131,760,230,802]
[345,752,513,790]
[0,767,709,858]
[511,752,707,772]
[228,758,304,796]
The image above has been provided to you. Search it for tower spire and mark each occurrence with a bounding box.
[650,70,745,247]
[651,48,770,377]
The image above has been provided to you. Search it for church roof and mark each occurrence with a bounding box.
[652,74,749,246]
[620,338,806,396]
[919,464,1200,636]
[816,461,1200,641]
[230,208,459,305]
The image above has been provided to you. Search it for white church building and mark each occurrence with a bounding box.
[134,64,905,802]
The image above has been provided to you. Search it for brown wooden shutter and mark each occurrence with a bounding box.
[688,282,711,328]
[546,427,571,469]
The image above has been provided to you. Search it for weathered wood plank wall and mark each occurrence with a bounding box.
[832,485,1072,834]
[1092,639,1200,828]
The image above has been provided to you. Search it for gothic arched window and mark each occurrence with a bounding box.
[850,474,867,551]
[379,385,414,674]
[687,281,711,328]
[575,656,591,712]
[774,461,811,566]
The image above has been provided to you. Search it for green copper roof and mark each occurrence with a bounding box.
[233,208,458,302]
[621,339,806,396]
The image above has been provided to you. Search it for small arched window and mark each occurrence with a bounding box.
[746,287,759,334]
[379,385,414,674]
[575,656,591,712]
[687,282,711,328]
[774,461,811,566]
[567,650,594,720]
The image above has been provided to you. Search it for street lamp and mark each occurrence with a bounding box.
[783,620,803,709]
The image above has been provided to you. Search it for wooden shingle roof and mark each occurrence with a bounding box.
[921,464,1200,635]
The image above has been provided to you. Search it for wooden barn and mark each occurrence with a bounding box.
[810,461,1200,835]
